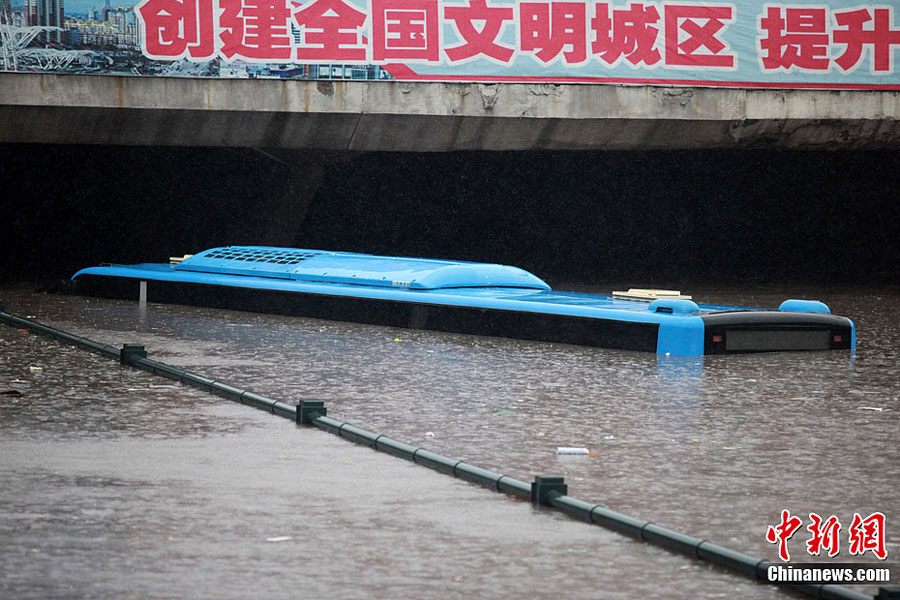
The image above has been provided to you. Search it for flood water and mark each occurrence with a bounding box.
[1,284,898,599]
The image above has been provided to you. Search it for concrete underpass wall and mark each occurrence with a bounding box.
[2,73,900,150]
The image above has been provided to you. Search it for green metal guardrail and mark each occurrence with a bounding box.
[1,299,892,600]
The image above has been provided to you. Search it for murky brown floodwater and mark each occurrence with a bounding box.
[2,284,897,599]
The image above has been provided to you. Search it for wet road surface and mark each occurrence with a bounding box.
[1,284,898,598]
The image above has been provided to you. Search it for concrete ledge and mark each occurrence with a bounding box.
[2,73,900,150]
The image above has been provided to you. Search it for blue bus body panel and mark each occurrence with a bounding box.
[71,263,723,356]
[72,264,722,318]
[656,317,707,356]
[71,246,856,356]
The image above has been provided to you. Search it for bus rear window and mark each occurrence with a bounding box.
[726,329,832,352]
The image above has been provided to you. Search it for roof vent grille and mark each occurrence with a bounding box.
[202,248,319,265]
[174,247,325,279]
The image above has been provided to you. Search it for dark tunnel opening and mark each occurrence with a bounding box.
[2,143,898,286]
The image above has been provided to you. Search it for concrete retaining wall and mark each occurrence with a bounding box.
[2,73,900,150]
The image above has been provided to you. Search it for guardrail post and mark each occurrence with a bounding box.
[297,400,326,425]
[120,343,147,365]
[531,476,567,506]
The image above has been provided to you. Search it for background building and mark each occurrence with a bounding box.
[24,0,64,43]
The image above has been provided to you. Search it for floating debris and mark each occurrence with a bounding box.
[557,447,599,455]
[265,536,292,543]
[490,409,516,416]
[857,406,885,412]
